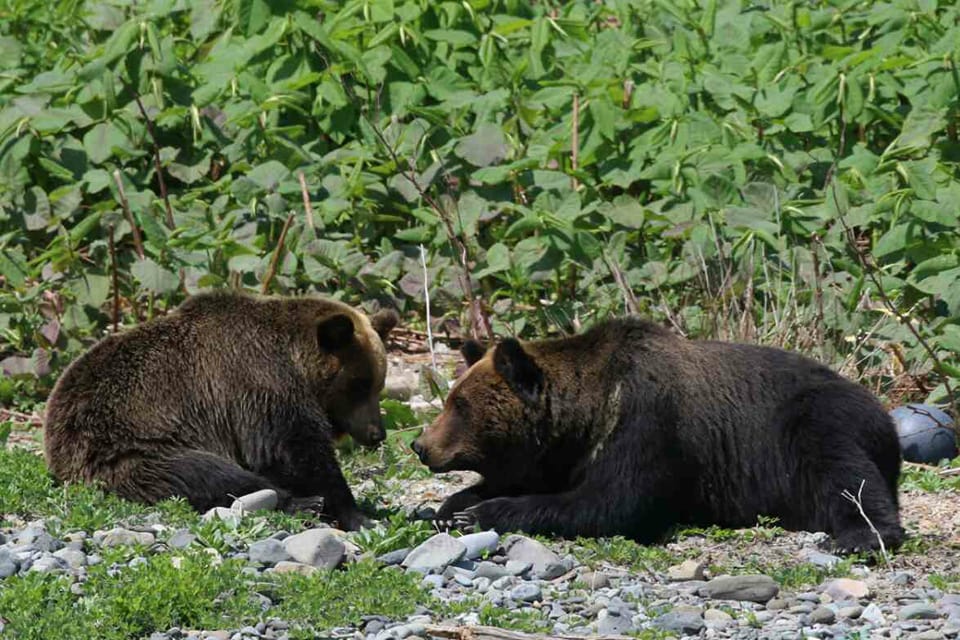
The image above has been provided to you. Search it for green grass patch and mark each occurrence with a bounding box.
[0,448,196,534]
[351,511,438,556]
[0,553,433,640]
[928,573,960,591]
[707,558,855,590]
[440,599,551,634]
[0,551,263,640]
[272,562,428,639]
[900,459,960,493]
[674,516,787,544]
[570,535,680,572]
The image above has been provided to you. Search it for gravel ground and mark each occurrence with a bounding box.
[1,469,958,640]
[1,350,958,639]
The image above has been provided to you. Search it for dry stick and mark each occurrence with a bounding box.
[601,251,639,315]
[297,171,316,232]
[365,119,492,341]
[831,192,958,418]
[260,214,295,295]
[131,92,175,229]
[112,170,145,260]
[420,244,438,371]
[107,224,120,333]
[828,106,958,420]
[424,625,634,640]
[811,233,826,352]
[571,92,580,191]
[840,479,891,569]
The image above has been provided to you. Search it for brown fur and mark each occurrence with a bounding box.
[413,318,903,551]
[44,290,398,530]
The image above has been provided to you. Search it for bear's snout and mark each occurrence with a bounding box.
[411,438,426,462]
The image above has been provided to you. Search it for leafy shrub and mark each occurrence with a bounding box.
[0,0,958,409]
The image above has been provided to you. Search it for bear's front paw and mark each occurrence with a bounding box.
[456,497,516,532]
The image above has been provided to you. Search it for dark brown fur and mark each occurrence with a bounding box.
[44,290,397,530]
[413,318,903,552]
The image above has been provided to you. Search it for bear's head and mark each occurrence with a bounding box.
[412,338,546,481]
[315,306,398,447]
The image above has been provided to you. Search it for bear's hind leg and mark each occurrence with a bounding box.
[111,450,286,512]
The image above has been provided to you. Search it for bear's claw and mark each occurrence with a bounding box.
[452,509,480,532]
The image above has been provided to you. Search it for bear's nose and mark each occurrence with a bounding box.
[411,439,425,461]
[368,426,386,445]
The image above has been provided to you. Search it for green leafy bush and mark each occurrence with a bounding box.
[1,0,958,408]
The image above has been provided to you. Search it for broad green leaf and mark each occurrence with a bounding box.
[455,122,508,168]
[131,258,180,293]
[83,123,130,165]
[423,29,477,47]
[246,161,290,191]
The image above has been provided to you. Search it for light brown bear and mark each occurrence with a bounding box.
[412,318,904,552]
[44,290,397,530]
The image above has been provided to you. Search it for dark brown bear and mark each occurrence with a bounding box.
[44,290,398,530]
[412,317,904,552]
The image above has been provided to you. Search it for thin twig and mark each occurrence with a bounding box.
[107,223,120,333]
[260,214,295,295]
[424,625,634,640]
[420,244,437,371]
[840,479,891,568]
[828,100,958,419]
[811,233,825,351]
[130,92,175,229]
[571,92,580,190]
[364,117,492,340]
[601,250,639,315]
[297,171,315,232]
[112,170,144,260]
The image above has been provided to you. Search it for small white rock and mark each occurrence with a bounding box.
[230,489,278,513]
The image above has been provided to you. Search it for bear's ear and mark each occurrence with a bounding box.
[370,309,399,340]
[493,338,543,404]
[461,340,487,367]
[317,314,355,352]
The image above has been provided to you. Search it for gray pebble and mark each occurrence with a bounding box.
[421,574,444,590]
[654,610,706,635]
[167,530,196,549]
[596,608,634,635]
[458,531,500,560]
[53,548,87,569]
[838,604,864,619]
[476,561,509,580]
[861,603,886,626]
[29,555,66,573]
[401,534,465,574]
[504,560,531,576]
[249,539,292,565]
[700,574,780,603]
[808,606,836,624]
[377,548,411,566]
[510,583,542,602]
[900,603,940,620]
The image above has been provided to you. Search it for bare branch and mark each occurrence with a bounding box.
[112,170,144,260]
[260,214,295,295]
[840,479,891,569]
[108,223,120,333]
[297,171,316,232]
[131,92,175,230]
[420,244,437,370]
[364,115,492,341]
[571,92,580,190]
